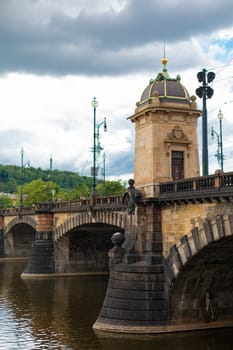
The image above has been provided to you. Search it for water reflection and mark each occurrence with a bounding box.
[0,261,232,350]
[97,329,233,350]
[23,276,107,349]
[0,261,107,349]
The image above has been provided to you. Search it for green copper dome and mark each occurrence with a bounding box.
[139,57,191,106]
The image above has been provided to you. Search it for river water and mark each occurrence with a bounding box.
[0,260,232,350]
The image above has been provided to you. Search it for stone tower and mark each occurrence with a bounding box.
[129,57,201,197]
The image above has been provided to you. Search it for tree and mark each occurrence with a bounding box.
[6,178,17,193]
[0,195,14,208]
[17,179,59,206]
[58,184,91,201]
[97,180,125,196]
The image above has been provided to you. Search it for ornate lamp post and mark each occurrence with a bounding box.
[211,126,220,167]
[217,109,224,171]
[91,97,107,197]
[96,118,107,158]
[102,152,106,195]
[211,110,224,171]
[20,148,30,208]
[91,97,98,196]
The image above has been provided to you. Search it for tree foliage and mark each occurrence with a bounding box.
[17,179,59,206]
[97,180,125,196]
[0,164,127,207]
[0,164,93,193]
[0,195,14,208]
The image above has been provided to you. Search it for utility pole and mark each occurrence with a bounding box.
[217,109,224,171]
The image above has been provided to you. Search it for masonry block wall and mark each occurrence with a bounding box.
[161,201,233,256]
[36,213,53,239]
[22,212,54,275]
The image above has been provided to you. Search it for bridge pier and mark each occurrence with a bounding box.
[93,261,168,332]
[93,202,170,333]
[21,238,54,276]
[21,211,54,277]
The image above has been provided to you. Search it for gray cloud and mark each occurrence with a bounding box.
[0,0,233,75]
[0,130,32,164]
[48,149,134,177]
[0,1,233,178]
[105,151,134,176]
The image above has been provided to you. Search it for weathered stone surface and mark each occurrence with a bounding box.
[94,255,169,329]
[22,239,54,275]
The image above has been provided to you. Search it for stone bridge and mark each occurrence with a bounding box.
[0,172,233,333]
[0,195,131,274]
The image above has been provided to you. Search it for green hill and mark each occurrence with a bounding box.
[0,164,93,193]
[0,164,126,203]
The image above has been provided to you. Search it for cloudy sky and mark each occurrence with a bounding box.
[0,0,233,180]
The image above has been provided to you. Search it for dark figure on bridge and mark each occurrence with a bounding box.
[122,179,141,215]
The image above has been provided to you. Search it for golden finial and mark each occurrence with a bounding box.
[161,56,168,66]
[161,41,168,69]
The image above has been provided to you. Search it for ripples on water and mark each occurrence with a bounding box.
[0,261,232,350]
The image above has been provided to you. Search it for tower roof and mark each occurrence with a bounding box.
[138,57,191,106]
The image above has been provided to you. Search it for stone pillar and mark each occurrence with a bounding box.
[145,202,163,265]
[22,212,54,276]
[93,201,169,333]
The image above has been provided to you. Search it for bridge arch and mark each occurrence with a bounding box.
[4,216,37,257]
[166,214,233,325]
[53,212,125,274]
[4,216,37,237]
[54,210,126,241]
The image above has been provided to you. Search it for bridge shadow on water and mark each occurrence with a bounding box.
[95,328,233,350]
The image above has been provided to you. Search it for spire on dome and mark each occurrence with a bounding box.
[149,44,182,85]
[161,41,168,74]
[156,42,169,80]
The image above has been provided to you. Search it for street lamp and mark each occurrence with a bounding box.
[217,109,224,171]
[211,110,224,171]
[211,127,220,166]
[196,69,216,176]
[102,152,106,195]
[96,118,107,158]
[91,97,107,196]
[20,148,30,208]
[91,97,98,196]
